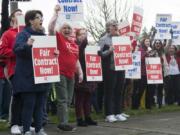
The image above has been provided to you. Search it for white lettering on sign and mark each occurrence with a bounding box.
[115,53,131,58]
[90,69,98,75]
[40,67,53,75]
[40,49,50,57]
[86,63,101,68]
[150,65,157,69]
[134,27,140,32]
[119,46,126,51]
[150,75,159,79]
[90,56,97,62]
[119,59,129,64]
[34,58,58,66]
[147,70,161,74]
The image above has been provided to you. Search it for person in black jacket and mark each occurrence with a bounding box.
[74,28,97,127]
[98,20,127,122]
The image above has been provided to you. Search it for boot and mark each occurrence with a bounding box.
[77,118,88,127]
[85,116,97,126]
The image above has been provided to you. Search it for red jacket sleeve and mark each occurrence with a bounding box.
[0,33,15,58]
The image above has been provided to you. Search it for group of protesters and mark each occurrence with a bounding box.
[0,4,180,135]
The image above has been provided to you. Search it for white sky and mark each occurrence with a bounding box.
[8,0,180,33]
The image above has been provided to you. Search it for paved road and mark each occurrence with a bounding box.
[2,111,180,135]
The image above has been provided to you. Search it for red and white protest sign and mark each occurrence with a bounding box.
[85,46,102,81]
[146,57,163,84]
[17,15,25,32]
[32,36,60,84]
[112,36,133,70]
[119,20,130,36]
[131,6,143,36]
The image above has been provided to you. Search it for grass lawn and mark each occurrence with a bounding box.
[0,121,9,132]
[49,104,180,124]
[1,105,180,132]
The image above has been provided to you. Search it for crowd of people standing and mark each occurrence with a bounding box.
[0,4,180,135]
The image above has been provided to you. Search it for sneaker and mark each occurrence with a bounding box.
[30,126,35,132]
[11,125,21,134]
[105,115,117,123]
[35,128,47,135]
[115,114,127,121]
[19,126,35,133]
[121,113,130,118]
[57,124,76,131]
[24,131,32,135]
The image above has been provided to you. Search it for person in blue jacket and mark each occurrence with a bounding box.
[12,10,50,135]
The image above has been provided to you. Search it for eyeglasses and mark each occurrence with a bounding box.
[34,16,43,20]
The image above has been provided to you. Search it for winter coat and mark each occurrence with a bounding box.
[12,27,50,94]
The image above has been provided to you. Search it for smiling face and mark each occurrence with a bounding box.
[60,23,72,38]
[30,13,43,31]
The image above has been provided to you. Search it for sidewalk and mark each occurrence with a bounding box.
[1,111,180,135]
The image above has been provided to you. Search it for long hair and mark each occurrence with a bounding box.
[152,39,164,56]
[140,37,150,49]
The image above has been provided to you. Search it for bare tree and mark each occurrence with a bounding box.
[85,0,132,42]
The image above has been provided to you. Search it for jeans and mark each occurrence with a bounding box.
[21,92,46,133]
[166,74,180,105]
[11,94,22,126]
[75,91,91,118]
[0,78,11,119]
[104,70,125,116]
[131,76,154,109]
[55,75,75,125]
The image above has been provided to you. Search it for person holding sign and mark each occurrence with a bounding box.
[165,45,180,105]
[74,28,97,127]
[48,5,83,131]
[13,10,49,135]
[132,37,154,110]
[98,20,127,123]
[151,40,165,108]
